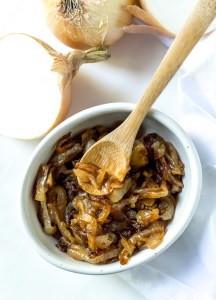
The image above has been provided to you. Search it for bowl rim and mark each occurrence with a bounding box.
[19,102,202,275]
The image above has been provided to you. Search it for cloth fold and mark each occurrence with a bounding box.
[118,31,216,300]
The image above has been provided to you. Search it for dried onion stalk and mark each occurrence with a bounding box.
[0,33,110,139]
[42,0,136,49]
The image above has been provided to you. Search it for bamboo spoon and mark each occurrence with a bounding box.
[76,0,216,195]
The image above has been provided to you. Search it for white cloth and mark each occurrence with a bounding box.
[119,31,216,300]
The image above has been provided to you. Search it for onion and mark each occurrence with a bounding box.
[67,244,120,263]
[125,0,216,36]
[51,143,82,166]
[159,196,175,221]
[35,164,51,201]
[48,203,75,243]
[136,180,168,199]
[41,201,57,235]
[108,178,133,203]
[95,233,117,249]
[0,33,110,139]
[47,186,67,221]
[136,208,160,227]
[119,221,165,264]
[42,0,136,49]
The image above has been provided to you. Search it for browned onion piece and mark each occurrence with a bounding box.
[40,201,56,235]
[119,221,165,264]
[166,173,184,193]
[95,233,117,249]
[165,142,184,175]
[47,185,67,221]
[34,164,51,201]
[146,231,164,249]
[86,217,98,250]
[136,208,160,227]
[136,180,168,199]
[130,140,148,167]
[74,162,124,194]
[119,237,135,265]
[74,163,104,190]
[48,203,75,244]
[151,140,166,159]
[67,245,120,264]
[91,199,111,224]
[79,194,94,215]
[55,132,76,153]
[81,129,96,144]
[51,143,82,166]
[73,169,93,184]
[111,196,139,213]
[84,139,96,153]
[159,196,175,221]
[129,221,165,245]
[108,178,133,203]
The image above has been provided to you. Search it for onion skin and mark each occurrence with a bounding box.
[126,0,216,37]
[136,1,174,36]
[48,72,73,134]
[125,4,174,37]
[42,0,136,49]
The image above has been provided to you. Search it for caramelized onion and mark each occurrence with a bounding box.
[136,208,160,227]
[159,196,175,221]
[95,234,117,249]
[47,185,67,220]
[51,143,82,166]
[41,201,57,235]
[119,221,165,264]
[35,164,52,201]
[136,180,168,199]
[67,245,120,264]
[33,127,184,265]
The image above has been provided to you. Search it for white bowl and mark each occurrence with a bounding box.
[19,102,202,275]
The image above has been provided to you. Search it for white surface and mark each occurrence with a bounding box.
[1,1,214,300]
[0,33,61,139]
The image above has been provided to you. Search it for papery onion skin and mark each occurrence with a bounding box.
[126,0,216,37]
[42,0,136,49]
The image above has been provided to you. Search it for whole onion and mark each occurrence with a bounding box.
[42,0,136,49]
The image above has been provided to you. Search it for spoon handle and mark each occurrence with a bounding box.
[125,0,216,135]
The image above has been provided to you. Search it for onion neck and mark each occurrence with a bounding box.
[51,46,110,92]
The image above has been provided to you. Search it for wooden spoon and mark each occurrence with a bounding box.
[76,0,216,195]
